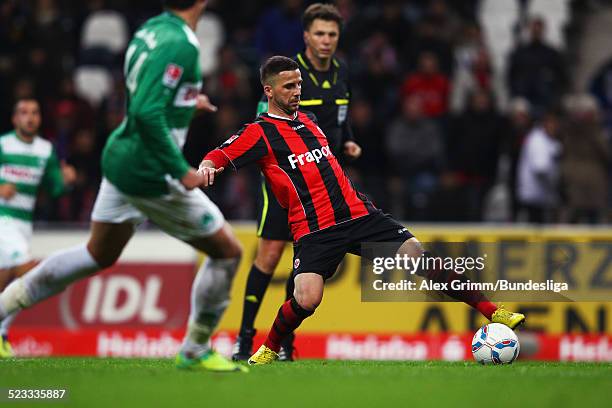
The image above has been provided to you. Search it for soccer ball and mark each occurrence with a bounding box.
[471,323,520,364]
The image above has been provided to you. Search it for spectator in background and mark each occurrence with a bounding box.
[508,17,566,114]
[423,0,462,45]
[449,90,504,221]
[32,0,76,57]
[400,52,450,120]
[44,76,95,159]
[97,74,125,151]
[204,46,252,117]
[350,98,389,210]
[368,0,413,53]
[62,128,100,222]
[22,47,61,100]
[451,45,493,113]
[255,0,303,59]
[404,16,454,75]
[560,95,610,224]
[385,94,444,219]
[589,57,612,132]
[0,1,28,61]
[355,31,399,120]
[503,97,533,221]
[517,112,562,223]
[195,10,225,77]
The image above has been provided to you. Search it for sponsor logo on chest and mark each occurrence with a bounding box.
[288,145,332,169]
[0,165,43,184]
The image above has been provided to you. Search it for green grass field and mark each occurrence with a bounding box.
[1,359,611,407]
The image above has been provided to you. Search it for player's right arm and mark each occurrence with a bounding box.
[199,124,269,187]
[126,36,195,185]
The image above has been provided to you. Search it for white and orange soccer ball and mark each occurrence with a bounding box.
[471,323,520,364]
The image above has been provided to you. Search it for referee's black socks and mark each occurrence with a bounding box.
[239,265,272,335]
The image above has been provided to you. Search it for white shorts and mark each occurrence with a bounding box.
[0,217,32,269]
[91,178,225,242]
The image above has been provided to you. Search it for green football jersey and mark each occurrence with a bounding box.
[0,131,64,222]
[102,12,203,197]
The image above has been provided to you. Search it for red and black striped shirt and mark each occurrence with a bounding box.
[204,111,377,241]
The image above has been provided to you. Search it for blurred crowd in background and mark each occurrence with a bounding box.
[0,0,611,225]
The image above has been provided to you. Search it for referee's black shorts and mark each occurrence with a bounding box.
[256,177,293,242]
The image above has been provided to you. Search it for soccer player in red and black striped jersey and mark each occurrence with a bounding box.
[233,3,360,362]
[199,56,526,365]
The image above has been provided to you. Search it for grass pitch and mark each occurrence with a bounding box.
[1,359,611,407]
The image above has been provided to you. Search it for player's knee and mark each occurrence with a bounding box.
[296,294,321,311]
[294,286,322,311]
[397,237,425,258]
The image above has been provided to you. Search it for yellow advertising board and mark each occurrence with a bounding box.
[217,224,612,334]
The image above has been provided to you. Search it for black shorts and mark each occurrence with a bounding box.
[292,212,414,280]
[256,177,292,241]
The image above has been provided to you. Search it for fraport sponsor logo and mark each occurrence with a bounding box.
[288,145,332,169]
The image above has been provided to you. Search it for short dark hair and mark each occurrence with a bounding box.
[162,0,198,11]
[260,56,299,85]
[302,3,343,32]
[13,97,39,114]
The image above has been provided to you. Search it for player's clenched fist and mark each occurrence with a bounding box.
[197,160,224,187]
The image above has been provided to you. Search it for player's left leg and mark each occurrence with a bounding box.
[127,187,246,372]
[395,238,525,329]
[248,231,346,365]
[353,212,525,329]
[248,272,321,365]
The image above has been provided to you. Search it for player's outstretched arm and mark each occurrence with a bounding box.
[200,123,269,177]
[197,160,225,187]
